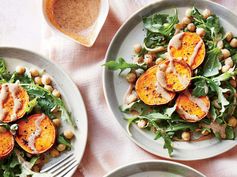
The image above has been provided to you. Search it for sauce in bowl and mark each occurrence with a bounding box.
[44,0,103,47]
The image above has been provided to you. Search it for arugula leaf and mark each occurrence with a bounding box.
[0,58,7,74]
[225,126,235,140]
[191,7,223,47]
[120,100,149,115]
[103,58,146,74]
[192,76,229,114]
[22,84,76,128]
[144,32,167,49]
[25,98,38,114]
[210,104,217,120]
[166,123,198,132]
[203,48,222,77]
[164,104,176,117]
[192,79,208,97]
[58,134,72,148]
[143,10,178,36]
[139,112,171,120]
[162,133,173,156]
[213,70,237,84]
[143,9,178,49]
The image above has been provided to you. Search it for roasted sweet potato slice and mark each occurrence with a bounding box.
[176,90,210,122]
[0,130,14,159]
[157,59,192,92]
[168,32,205,69]
[135,65,175,105]
[0,83,29,123]
[15,114,56,154]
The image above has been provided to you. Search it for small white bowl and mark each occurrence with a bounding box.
[42,0,109,47]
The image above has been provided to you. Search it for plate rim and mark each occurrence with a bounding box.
[102,159,206,177]
[0,46,88,176]
[102,0,237,161]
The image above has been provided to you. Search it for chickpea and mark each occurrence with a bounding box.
[57,144,66,152]
[230,79,236,88]
[52,89,61,98]
[53,118,61,127]
[0,126,7,133]
[202,9,212,19]
[221,65,230,73]
[34,77,42,85]
[144,54,153,65]
[50,149,60,157]
[133,56,144,64]
[230,38,237,48]
[159,63,167,72]
[32,165,40,172]
[133,44,142,54]
[126,72,137,83]
[181,131,191,141]
[201,129,210,136]
[221,49,230,59]
[225,32,233,42]
[187,23,196,32]
[44,85,53,92]
[182,17,191,25]
[15,66,26,75]
[63,130,74,139]
[137,119,147,129]
[41,75,52,85]
[225,57,234,67]
[217,40,223,49]
[228,116,237,128]
[185,8,192,17]
[196,28,206,37]
[30,68,39,77]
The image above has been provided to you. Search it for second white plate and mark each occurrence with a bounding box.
[103,0,237,160]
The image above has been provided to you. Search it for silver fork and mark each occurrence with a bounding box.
[40,152,79,177]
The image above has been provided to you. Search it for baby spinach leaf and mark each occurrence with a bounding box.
[203,48,222,77]
[103,58,146,74]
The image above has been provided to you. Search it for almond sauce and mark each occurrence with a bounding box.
[45,0,101,46]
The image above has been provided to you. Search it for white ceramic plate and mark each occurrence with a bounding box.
[103,160,205,177]
[0,47,88,176]
[103,0,237,160]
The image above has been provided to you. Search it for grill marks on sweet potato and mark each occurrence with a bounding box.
[168,32,205,69]
[0,131,14,159]
[16,114,56,154]
[157,60,192,92]
[0,84,29,123]
[135,65,175,105]
[176,91,210,122]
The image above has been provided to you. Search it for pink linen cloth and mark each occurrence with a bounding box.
[0,0,237,177]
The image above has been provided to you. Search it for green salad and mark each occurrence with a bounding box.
[104,7,237,156]
[0,58,76,176]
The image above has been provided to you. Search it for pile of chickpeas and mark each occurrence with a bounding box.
[128,8,237,142]
[15,66,75,172]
